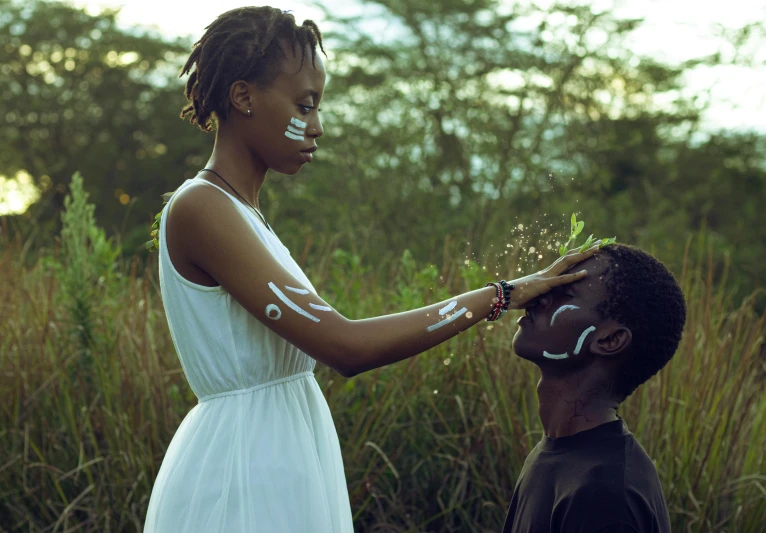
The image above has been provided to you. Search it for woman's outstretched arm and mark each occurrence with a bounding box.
[172,182,598,377]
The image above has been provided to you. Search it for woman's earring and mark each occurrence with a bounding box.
[247,109,251,117]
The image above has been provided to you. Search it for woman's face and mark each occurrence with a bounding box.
[235,43,327,175]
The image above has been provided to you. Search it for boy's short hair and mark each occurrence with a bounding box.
[595,244,686,401]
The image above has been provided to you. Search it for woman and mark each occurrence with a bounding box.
[144,7,599,532]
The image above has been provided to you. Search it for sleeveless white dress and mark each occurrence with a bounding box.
[143,176,354,532]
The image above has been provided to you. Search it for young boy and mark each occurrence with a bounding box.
[503,244,686,533]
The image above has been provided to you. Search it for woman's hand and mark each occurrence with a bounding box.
[507,245,601,309]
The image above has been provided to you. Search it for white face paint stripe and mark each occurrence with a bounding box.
[265,304,282,320]
[543,350,569,360]
[285,131,305,141]
[291,117,307,128]
[309,303,333,312]
[427,307,468,332]
[551,305,580,326]
[268,282,320,322]
[439,300,457,316]
[574,326,596,355]
[287,125,304,135]
[285,285,310,295]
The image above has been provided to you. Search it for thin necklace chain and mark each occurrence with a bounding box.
[199,168,271,231]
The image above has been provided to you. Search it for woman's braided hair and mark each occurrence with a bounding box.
[179,7,325,132]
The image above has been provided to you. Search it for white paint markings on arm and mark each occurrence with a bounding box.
[439,300,457,316]
[268,282,320,322]
[285,285,310,295]
[427,307,468,332]
[265,304,282,320]
[309,303,333,312]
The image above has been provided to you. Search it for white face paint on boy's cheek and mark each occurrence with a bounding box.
[542,325,596,360]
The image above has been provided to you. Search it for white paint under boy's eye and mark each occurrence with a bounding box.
[543,350,569,360]
[574,326,596,355]
[268,282,320,322]
[427,307,468,332]
[285,285,310,295]
[287,125,304,135]
[439,300,457,316]
[309,303,333,312]
[291,117,307,128]
[550,304,580,326]
[285,131,305,141]
[265,304,282,321]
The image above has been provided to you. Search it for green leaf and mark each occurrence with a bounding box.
[154,212,162,221]
[559,245,567,256]
[145,240,154,249]
[570,213,577,234]
[579,234,593,251]
[574,220,584,237]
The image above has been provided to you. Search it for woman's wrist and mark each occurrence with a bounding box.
[484,280,514,321]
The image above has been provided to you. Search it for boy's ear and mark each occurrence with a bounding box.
[591,323,631,357]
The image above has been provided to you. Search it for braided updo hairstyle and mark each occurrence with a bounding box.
[179,7,325,132]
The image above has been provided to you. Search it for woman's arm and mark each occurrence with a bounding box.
[173,183,597,377]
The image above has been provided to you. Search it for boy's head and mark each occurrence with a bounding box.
[513,244,686,402]
[180,7,326,174]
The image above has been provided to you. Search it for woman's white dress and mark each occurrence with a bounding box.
[143,176,354,532]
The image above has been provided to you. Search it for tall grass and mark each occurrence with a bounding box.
[1,175,764,532]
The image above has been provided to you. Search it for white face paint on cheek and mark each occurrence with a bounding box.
[284,117,307,141]
[550,304,580,326]
[541,325,596,360]
[574,326,596,355]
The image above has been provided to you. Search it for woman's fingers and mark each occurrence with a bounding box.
[549,269,588,287]
[552,245,600,272]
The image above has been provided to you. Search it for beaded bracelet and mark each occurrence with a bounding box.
[485,282,504,321]
[485,280,515,322]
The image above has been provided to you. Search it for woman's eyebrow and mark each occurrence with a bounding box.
[297,89,319,100]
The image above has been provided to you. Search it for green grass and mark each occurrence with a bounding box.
[0,178,764,532]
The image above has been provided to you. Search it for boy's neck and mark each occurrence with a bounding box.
[536,365,620,439]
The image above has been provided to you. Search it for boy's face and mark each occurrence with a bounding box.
[513,254,614,366]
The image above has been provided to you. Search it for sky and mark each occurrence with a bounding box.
[63,0,765,131]
[1,0,765,215]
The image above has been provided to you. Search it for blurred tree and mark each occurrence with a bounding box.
[267,0,764,300]
[1,0,763,298]
[0,0,209,252]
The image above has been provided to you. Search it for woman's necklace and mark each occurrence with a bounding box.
[199,168,272,232]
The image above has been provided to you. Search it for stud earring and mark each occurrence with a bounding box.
[247,109,251,116]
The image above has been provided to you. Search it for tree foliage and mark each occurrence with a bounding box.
[1,0,764,297]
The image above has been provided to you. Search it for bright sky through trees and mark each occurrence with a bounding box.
[66,0,765,132]
[1,0,763,216]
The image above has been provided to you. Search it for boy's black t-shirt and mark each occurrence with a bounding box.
[502,417,671,533]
